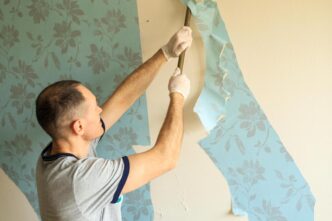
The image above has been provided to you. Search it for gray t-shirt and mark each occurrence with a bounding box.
[36,124,129,221]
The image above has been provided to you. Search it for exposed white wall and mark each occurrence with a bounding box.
[1,0,331,220]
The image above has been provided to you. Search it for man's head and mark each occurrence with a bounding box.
[36,80,104,140]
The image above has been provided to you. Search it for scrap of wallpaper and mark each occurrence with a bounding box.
[182,0,315,220]
[0,0,153,220]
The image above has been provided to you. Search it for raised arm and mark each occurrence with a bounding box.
[100,49,166,131]
[101,27,192,131]
[122,68,190,193]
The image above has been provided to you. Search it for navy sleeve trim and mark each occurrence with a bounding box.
[111,156,130,204]
[98,118,106,142]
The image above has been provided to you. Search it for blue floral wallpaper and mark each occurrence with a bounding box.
[0,0,153,220]
[182,0,315,220]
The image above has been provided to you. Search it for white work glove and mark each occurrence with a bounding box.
[161,26,193,61]
[168,68,190,100]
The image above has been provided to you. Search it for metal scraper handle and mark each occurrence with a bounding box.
[177,7,192,72]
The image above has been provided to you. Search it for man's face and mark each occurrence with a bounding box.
[76,85,104,140]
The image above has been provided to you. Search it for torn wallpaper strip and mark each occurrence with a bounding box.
[182,0,315,220]
[0,0,153,220]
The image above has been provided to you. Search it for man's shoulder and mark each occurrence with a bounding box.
[36,154,80,181]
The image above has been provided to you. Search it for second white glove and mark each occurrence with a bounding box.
[162,26,193,61]
[168,68,190,100]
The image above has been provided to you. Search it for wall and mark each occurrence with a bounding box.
[1,0,331,220]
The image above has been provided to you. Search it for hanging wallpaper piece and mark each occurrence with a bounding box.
[181,0,315,220]
[0,0,153,220]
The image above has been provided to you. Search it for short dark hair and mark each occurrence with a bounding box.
[36,80,85,138]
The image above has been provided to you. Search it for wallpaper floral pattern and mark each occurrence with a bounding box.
[0,0,153,220]
[182,0,315,220]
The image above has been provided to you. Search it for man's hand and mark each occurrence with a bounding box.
[168,68,191,100]
[161,26,193,61]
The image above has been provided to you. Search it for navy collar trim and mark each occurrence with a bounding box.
[41,142,79,161]
[41,118,106,162]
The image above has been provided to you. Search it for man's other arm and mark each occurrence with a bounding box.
[122,93,184,193]
[101,49,166,131]
[122,69,190,193]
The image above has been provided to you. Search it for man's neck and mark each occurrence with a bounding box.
[50,137,91,159]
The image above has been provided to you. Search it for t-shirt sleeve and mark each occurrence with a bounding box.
[73,156,130,216]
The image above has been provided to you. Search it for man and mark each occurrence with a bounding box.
[35,26,192,221]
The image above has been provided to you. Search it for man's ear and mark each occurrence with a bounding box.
[72,119,85,135]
